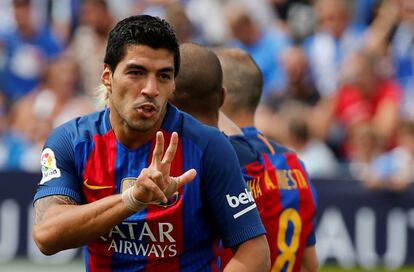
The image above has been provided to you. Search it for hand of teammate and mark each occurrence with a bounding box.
[133,131,197,204]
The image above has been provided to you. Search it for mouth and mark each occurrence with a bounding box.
[135,103,158,118]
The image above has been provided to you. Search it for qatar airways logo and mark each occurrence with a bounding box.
[100,222,177,258]
[226,188,257,219]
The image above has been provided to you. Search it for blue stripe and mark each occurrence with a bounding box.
[181,137,215,271]
[111,141,152,271]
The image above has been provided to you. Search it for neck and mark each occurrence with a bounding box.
[195,115,218,128]
[19,25,34,38]
[227,111,255,128]
[109,106,166,150]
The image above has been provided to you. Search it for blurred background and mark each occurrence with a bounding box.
[0,0,413,271]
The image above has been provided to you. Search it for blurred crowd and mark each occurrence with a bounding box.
[0,0,413,191]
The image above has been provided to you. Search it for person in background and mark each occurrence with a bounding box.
[224,2,290,98]
[304,0,366,98]
[214,47,318,272]
[68,0,114,101]
[358,120,414,192]
[333,50,402,161]
[32,15,269,271]
[171,42,317,271]
[0,0,62,103]
[0,92,32,170]
[9,52,95,171]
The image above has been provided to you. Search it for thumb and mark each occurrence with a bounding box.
[177,169,197,188]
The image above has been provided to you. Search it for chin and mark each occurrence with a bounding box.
[127,119,158,132]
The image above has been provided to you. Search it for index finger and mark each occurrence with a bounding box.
[151,131,164,168]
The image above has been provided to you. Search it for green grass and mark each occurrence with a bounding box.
[1,260,413,272]
[320,265,414,272]
[0,259,83,272]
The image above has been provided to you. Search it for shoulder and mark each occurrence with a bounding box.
[179,110,227,150]
[48,110,109,146]
[229,136,261,166]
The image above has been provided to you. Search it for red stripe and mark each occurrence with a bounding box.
[260,154,283,266]
[83,130,117,271]
[144,131,184,271]
[285,153,316,272]
[210,239,220,272]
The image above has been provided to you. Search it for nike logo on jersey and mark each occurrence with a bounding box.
[83,179,114,190]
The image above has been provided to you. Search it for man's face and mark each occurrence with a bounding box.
[103,45,175,132]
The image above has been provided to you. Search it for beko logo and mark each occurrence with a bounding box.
[226,189,257,219]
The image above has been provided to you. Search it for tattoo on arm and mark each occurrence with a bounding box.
[34,196,78,225]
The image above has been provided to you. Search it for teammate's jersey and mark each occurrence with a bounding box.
[33,104,265,272]
[223,126,317,272]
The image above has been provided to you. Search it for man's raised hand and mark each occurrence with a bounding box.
[130,131,197,206]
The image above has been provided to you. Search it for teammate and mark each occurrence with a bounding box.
[32,15,269,271]
[171,43,316,271]
[215,47,319,272]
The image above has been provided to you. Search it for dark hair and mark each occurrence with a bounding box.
[104,15,180,76]
[214,48,263,115]
[172,43,223,118]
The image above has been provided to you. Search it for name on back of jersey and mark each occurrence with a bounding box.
[247,168,308,199]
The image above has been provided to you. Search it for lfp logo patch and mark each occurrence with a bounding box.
[40,148,61,184]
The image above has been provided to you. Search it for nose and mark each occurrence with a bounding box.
[141,75,159,97]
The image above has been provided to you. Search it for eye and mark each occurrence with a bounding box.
[159,73,172,81]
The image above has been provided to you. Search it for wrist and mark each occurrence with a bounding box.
[122,187,148,212]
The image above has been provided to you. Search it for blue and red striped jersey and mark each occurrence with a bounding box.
[33,104,265,272]
[222,126,317,272]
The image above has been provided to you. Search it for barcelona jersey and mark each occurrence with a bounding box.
[33,104,265,272]
[223,126,317,272]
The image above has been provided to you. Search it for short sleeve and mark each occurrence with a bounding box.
[33,125,82,204]
[201,132,265,248]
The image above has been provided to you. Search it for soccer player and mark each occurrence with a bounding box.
[215,47,319,272]
[32,15,270,271]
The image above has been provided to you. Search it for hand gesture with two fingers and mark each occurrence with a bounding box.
[132,131,197,205]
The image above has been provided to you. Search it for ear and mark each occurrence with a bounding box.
[101,64,113,93]
[220,86,227,108]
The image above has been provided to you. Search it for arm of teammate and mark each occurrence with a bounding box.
[33,131,196,255]
[301,246,319,272]
[201,130,269,271]
[224,235,270,272]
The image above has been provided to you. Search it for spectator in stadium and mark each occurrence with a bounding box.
[214,47,318,272]
[357,120,414,192]
[0,92,32,170]
[32,15,269,271]
[224,2,290,98]
[0,0,62,103]
[255,45,321,145]
[68,0,115,101]
[8,52,95,171]
[279,101,339,178]
[304,0,366,98]
[333,50,402,161]
[389,0,414,119]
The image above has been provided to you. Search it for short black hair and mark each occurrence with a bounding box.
[214,47,263,115]
[172,43,223,119]
[104,15,180,76]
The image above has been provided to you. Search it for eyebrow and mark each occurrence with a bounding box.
[125,64,174,74]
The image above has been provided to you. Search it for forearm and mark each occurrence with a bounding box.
[33,194,139,255]
[301,246,318,272]
[224,235,270,272]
